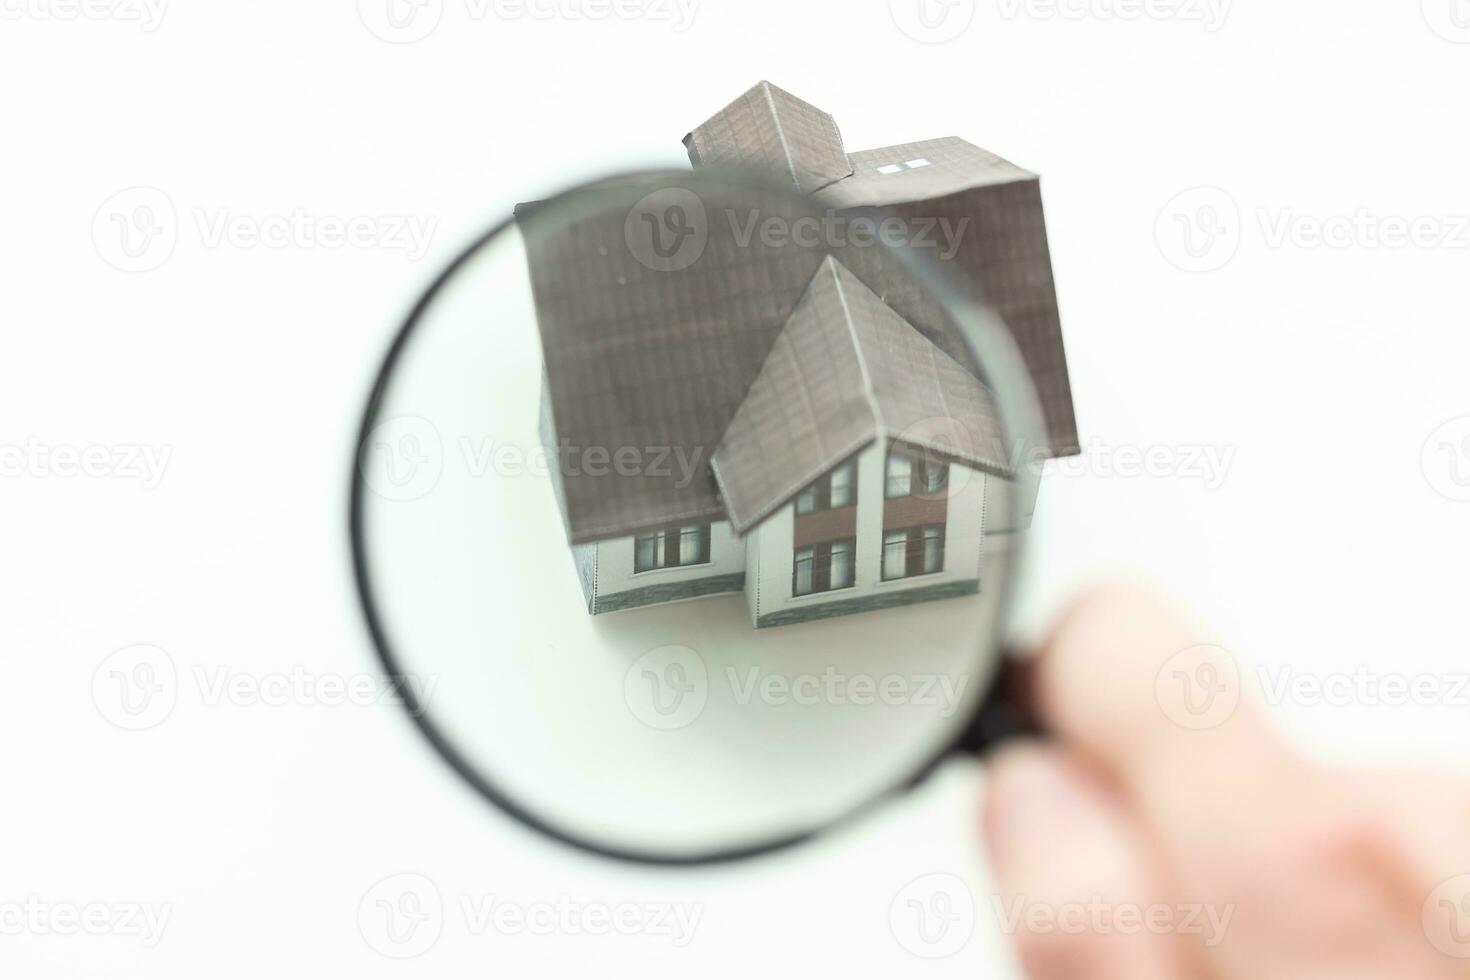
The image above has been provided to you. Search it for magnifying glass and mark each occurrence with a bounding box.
[350,169,1049,865]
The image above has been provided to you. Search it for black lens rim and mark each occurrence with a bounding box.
[348,171,1037,866]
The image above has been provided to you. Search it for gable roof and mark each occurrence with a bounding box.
[809,138,1079,460]
[683,81,853,194]
[711,257,1011,534]
[522,85,1079,545]
[682,87,1076,461]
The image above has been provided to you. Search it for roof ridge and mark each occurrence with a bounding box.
[826,257,886,436]
[823,259,1012,474]
[710,256,879,533]
[823,255,977,391]
[758,81,805,194]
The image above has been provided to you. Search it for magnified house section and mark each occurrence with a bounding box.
[518,81,1078,628]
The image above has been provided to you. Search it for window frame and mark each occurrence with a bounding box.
[884,453,912,499]
[633,523,712,574]
[794,459,858,516]
[881,529,909,581]
[885,447,949,499]
[793,545,815,596]
[792,536,858,597]
[880,523,947,581]
[921,524,944,575]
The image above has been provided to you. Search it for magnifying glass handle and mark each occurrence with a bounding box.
[955,655,1044,756]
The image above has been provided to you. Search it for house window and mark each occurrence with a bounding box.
[634,524,712,573]
[881,524,946,581]
[830,462,855,508]
[881,530,907,581]
[920,459,947,494]
[876,159,932,175]
[794,485,816,515]
[794,460,858,515]
[922,524,944,574]
[794,546,813,595]
[793,537,856,596]
[885,453,911,498]
[885,448,948,499]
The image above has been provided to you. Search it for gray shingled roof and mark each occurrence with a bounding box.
[683,81,853,195]
[519,176,830,545]
[521,85,1078,545]
[813,138,1078,460]
[710,257,1010,533]
[817,137,1034,208]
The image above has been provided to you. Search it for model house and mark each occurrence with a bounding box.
[520,81,1078,628]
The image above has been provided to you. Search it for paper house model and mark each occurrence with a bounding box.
[520,81,1078,629]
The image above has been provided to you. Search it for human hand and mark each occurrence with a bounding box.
[981,587,1470,980]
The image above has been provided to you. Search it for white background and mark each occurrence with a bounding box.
[3,0,1469,975]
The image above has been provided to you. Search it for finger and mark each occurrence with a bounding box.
[1026,586,1325,899]
[1355,771,1470,899]
[1027,585,1302,856]
[982,741,1196,980]
[1026,586,1452,980]
[1353,771,1470,968]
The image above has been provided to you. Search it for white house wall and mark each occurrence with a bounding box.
[577,454,1031,623]
[590,521,746,614]
[743,439,990,629]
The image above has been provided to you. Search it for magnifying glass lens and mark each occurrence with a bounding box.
[353,172,1042,863]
